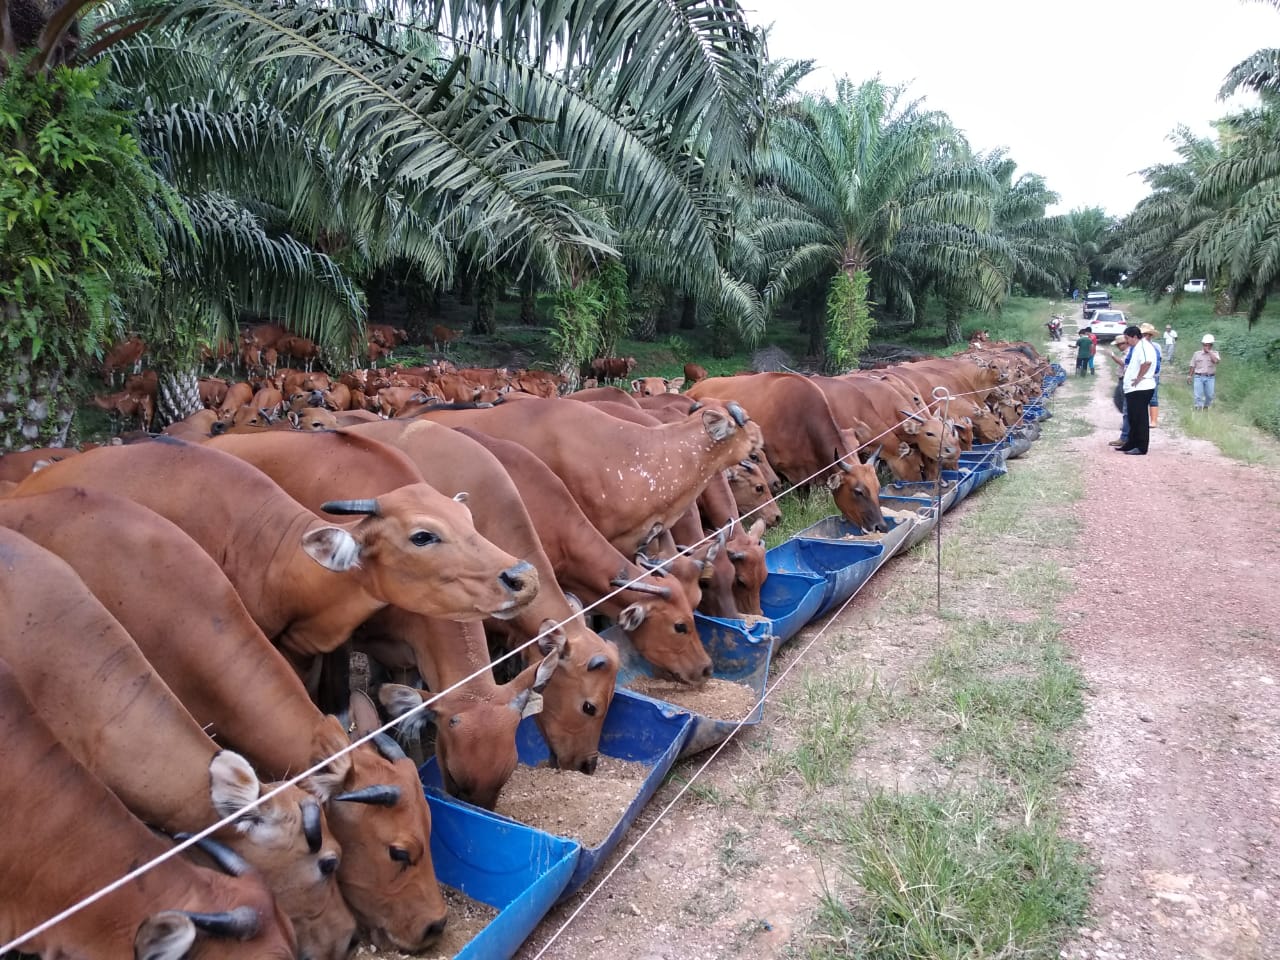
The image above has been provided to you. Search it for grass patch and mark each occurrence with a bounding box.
[801,790,1090,960]
[765,486,838,548]
[1163,377,1276,464]
[778,669,874,791]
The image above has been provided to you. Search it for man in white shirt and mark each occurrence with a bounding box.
[1117,325,1158,456]
[1163,324,1178,363]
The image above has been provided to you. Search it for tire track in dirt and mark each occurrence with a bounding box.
[1052,334,1280,960]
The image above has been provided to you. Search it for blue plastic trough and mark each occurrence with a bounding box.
[792,512,915,562]
[607,618,773,759]
[881,469,967,513]
[878,494,938,554]
[765,536,885,617]
[426,794,579,960]
[421,689,692,903]
[756,570,827,645]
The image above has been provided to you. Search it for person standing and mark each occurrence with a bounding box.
[1117,325,1157,455]
[1075,327,1093,376]
[1087,327,1099,374]
[1107,337,1132,447]
[1141,322,1162,428]
[1163,324,1178,363]
[1187,333,1221,410]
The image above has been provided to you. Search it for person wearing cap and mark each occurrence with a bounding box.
[1163,324,1178,363]
[1188,334,1221,409]
[1117,325,1158,455]
[1140,323,1162,428]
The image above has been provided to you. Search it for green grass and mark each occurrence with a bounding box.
[801,790,1091,960]
[1119,291,1280,442]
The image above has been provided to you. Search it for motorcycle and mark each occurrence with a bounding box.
[1045,316,1064,341]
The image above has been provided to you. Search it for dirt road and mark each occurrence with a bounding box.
[1053,336,1280,960]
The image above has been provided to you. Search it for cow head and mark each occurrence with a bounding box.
[529,612,618,774]
[378,645,556,810]
[630,376,683,397]
[621,559,714,683]
[288,408,340,432]
[826,448,888,533]
[880,440,924,483]
[310,704,449,952]
[134,896,296,960]
[725,461,782,527]
[306,486,539,622]
[898,410,959,463]
[727,518,768,617]
[205,752,356,960]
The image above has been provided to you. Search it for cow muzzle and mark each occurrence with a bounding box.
[489,560,539,619]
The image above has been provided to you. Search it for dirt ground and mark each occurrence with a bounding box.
[507,332,1280,960]
[1051,334,1280,960]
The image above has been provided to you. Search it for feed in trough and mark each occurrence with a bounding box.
[361,886,498,959]
[625,676,758,720]
[494,757,648,847]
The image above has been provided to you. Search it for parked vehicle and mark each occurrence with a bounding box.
[1082,290,1111,320]
[1184,279,1208,294]
[1087,309,1128,343]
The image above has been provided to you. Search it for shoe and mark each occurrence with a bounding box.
[1124,449,1146,456]
[1108,440,1124,447]
[1113,446,1132,453]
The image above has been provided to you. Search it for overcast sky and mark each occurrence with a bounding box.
[745,0,1275,217]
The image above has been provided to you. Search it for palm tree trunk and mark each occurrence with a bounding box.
[0,350,74,450]
[679,294,697,330]
[473,272,497,335]
[944,292,965,345]
[157,368,202,426]
[519,276,538,325]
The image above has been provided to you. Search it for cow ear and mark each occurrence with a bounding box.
[617,603,647,632]
[209,751,261,821]
[630,379,643,394]
[536,620,568,659]
[378,684,427,721]
[667,377,685,392]
[826,473,843,491]
[747,518,766,542]
[452,491,469,504]
[135,912,197,960]
[349,691,381,737]
[901,418,920,436]
[531,649,561,693]
[701,407,736,442]
[302,526,362,572]
[898,441,912,458]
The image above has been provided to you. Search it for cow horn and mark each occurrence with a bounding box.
[866,444,882,468]
[728,550,747,562]
[302,800,323,854]
[688,401,703,412]
[834,448,852,473]
[334,785,401,806]
[320,499,380,516]
[612,578,672,599]
[372,732,407,763]
[587,655,610,671]
[172,834,251,878]
[726,401,748,426]
[181,907,259,941]
[634,554,669,576]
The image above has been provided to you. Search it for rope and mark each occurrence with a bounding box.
[0,353,1048,953]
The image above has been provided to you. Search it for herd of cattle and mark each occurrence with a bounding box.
[0,337,1051,959]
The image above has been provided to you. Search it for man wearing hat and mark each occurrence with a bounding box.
[1140,323,1162,428]
[1117,325,1158,455]
[1188,334,1221,410]
[1163,324,1178,364]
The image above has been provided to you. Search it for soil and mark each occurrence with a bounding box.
[625,677,759,719]
[361,887,498,959]
[494,758,650,848]
[1048,331,1280,960]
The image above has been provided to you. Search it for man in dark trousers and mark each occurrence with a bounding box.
[1117,325,1158,456]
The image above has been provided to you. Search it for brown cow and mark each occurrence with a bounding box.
[278,335,320,371]
[589,356,636,381]
[90,389,155,432]
[630,376,684,396]
[683,362,709,384]
[100,334,146,385]
[346,419,626,758]
[460,430,711,685]
[0,447,79,483]
[199,376,230,409]
[162,408,222,441]
[16,439,538,671]
[415,398,757,559]
[0,659,298,960]
[0,528,352,960]
[430,325,462,352]
[217,381,254,420]
[687,373,888,532]
[0,488,451,952]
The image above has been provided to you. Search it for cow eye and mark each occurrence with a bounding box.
[582,702,597,717]
[319,854,339,877]
[409,530,439,547]
[749,452,761,462]
[674,622,689,634]
[389,846,412,865]
[853,486,865,497]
